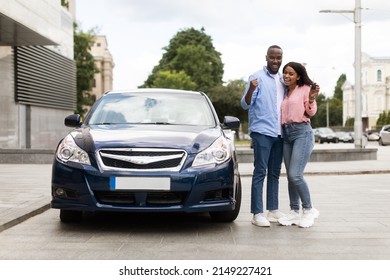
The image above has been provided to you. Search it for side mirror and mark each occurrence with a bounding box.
[223,116,240,130]
[64,114,81,127]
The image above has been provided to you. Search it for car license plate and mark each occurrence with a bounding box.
[110,177,170,190]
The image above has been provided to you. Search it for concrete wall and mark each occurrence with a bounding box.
[236,148,377,163]
[0,0,72,57]
[30,107,74,150]
[0,47,18,148]
[0,0,75,149]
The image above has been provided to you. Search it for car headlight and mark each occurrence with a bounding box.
[56,134,91,165]
[192,136,231,167]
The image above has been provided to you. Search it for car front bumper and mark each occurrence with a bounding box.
[51,158,239,213]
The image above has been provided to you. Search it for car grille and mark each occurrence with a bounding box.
[97,148,187,171]
[94,190,188,206]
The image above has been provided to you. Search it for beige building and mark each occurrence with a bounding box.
[90,35,115,100]
[343,52,390,130]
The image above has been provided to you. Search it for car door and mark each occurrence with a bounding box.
[383,126,390,144]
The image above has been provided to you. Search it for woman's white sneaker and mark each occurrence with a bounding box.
[312,207,320,219]
[278,210,300,226]
[299,208,317,228]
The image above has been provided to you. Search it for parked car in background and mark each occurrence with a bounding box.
[313,127,338,144]
[379,125,390,146]
[335,131,353,143]
[51,89,242,223]
[366,131,380,141]
[349,131,369,145]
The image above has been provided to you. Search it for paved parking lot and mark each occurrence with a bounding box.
[0,143,389,260]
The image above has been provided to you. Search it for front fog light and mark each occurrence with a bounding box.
[55,188,66,197]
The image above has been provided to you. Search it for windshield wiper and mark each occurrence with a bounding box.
[140,121,176,125]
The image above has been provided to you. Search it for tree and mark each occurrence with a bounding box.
[328,98,343,126]
[73,24,99,117]
[151,70,196,90]
[345,117,354,127]
[208,79,246,121]
[141,27,224,92]
[61,0,69,9]
[377,110,390,126]
[333,73,346,101]
[207,79,247,138]
[311,73,346,128]
[326,73,345,126]
[310,93,327,128]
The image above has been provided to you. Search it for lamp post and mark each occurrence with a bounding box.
[326,100,329,127]
[320,0,363,148]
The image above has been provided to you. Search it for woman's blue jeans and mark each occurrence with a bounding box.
[282,122,314,210]
[250,132,283,214]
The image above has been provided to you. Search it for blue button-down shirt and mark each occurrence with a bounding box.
[241,66,285,138]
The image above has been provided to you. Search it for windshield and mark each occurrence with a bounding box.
[87,92,216,126]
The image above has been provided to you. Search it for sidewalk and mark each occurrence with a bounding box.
[0,143,389,233]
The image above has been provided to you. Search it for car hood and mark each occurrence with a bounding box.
[70,124,223,154]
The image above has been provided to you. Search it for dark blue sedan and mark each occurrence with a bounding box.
[51,89,241,223]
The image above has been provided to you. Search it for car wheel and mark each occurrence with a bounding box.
[379,138,385,146]
[60,210,82,223]
[209,176,242,223]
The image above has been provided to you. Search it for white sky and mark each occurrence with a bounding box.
[75,0,390,97]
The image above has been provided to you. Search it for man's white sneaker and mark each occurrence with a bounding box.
[299,208,316,228]
[278,210,300,226]
[267,210,285,223]
[251,213,270,227]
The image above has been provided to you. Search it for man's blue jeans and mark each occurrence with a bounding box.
[250,132,283,214]
[282,122,314,210]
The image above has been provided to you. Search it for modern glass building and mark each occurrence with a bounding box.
[0,0,76,150]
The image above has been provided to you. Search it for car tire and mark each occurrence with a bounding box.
[209,176,242,223]
[379,138,385,146]
[60,210,83,223]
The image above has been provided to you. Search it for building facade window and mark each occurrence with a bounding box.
[377,69,382,82]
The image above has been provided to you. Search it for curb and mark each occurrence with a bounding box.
[0,202,51,233]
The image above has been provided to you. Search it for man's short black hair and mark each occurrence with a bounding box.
[268,45,282,52]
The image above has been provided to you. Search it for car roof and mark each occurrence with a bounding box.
[104,88,204,96]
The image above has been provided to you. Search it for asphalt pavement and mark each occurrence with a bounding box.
[1,142,390,259]
[0,142,389,232]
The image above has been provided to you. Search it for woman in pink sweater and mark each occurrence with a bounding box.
[278,62,320,228]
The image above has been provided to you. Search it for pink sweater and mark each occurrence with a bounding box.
[281,85,317,125]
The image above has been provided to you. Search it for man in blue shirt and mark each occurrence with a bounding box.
[241,45,286,227]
